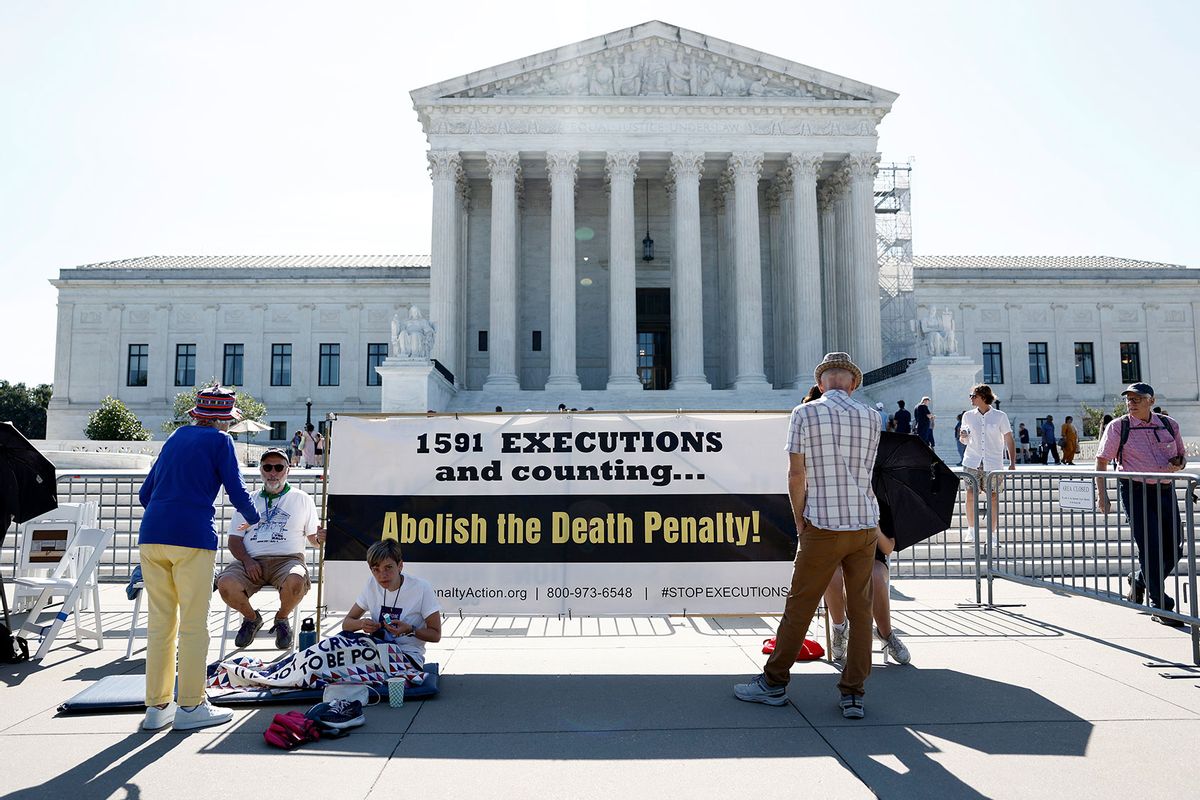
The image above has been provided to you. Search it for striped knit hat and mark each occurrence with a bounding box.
[188,385,242,421]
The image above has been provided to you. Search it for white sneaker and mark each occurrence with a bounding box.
[172,701,233,731]
[876,626,911,665]
[830,621,849,664]
[142,702,176,731]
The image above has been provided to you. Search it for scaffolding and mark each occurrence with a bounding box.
[876,161,915,365]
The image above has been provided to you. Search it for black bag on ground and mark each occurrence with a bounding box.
[0,623,30,663]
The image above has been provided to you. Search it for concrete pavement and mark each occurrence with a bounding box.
[2,579,1199,799]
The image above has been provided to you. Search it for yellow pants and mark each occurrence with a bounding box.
[139,543,216,707]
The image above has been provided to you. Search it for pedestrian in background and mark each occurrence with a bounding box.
[137,386,260,731]
[893,400,911,435]
[1061,416,1079,466]
[1040,416,1061,465]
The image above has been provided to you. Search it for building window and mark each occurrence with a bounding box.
[982,342,1003,385]
[319,343,340,386]
[126,344,149,387]
[1120,342,1142,383]
[532,331,542,352]
[174,344,196,387]
[1074,342,1095,384]
[223,344,244,387]
[269,421,287,441]
[271,343,292,386]
[478,331,488,352]
[366,343,388,386]
[1028,342,1050,384]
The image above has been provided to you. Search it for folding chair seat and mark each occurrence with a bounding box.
[16,527,114,660]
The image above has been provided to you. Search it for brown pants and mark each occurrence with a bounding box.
[764,524,877,697]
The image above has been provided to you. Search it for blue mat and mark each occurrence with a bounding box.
[58,663,440,714]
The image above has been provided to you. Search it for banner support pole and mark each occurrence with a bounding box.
[315,413,335,637]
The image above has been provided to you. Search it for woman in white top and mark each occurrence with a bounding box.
[958,383,1017,547]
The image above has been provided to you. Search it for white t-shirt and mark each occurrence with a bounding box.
[960,406,1013,471]
[355,573,441,663]
[228,485,318,558]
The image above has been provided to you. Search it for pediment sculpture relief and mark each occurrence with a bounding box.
[449,40,859,100]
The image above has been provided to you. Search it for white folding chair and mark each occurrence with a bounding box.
[218,584,301,660]
[14,502,101,612]
[16,527,114,660]
[125,580,145,658]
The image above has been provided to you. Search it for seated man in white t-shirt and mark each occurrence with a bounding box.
[958,383,1017,547]
[341,539,442,668]
[217,448,326,649]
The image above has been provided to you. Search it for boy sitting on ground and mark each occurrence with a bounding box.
[341,539,442,668]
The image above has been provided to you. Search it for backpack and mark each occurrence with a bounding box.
[0,623,30,664]
[1114,413,1179,467]
[264,711,322,749]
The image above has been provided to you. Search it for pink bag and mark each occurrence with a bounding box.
[264,711,321,749]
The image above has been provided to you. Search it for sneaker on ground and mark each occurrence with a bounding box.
[315,699,365,730]
[234,611,264,648]
[839,693,865,719]
[271,618,293,649]
[142,702,176,731]
[876,626,911,664]
[733,674,788,706]
[830,622,849,664]
[1125,573,1144,605]
[173,701,233,731]
[1151,613,1185,628]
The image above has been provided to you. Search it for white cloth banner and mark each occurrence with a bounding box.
[323,412,797,614]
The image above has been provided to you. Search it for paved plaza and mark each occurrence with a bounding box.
[2,579,1198,799]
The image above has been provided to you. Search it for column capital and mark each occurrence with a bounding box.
[817,181,838,212]
[845,152,881,180]
[787,152,823,181]
[668,152,705,183]
[545,150,579,182]
[427,150,462,181]
[604,151,639,182]
[485,151,521,180]
[728,152,764,181]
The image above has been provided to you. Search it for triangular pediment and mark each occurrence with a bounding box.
[411,21,897,105]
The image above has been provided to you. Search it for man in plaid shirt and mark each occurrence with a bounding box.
[735,352,882,719]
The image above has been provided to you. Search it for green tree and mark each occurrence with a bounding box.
[1080,396,1127,438]
[0,381,53,439]
[162,380,267,434]
[85,396,152,441]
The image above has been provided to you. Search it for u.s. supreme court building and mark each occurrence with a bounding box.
[45,21,1200,449]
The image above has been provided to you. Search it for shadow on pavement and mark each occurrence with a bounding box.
[3,730,185,800]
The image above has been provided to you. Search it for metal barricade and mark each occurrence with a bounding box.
[888,466,985,603]
[985,467,1200,664]
[2,470,328,582]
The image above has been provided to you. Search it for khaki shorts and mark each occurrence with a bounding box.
[966,466,1005,495]
[218,554,311,596]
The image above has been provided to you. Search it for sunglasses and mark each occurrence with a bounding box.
[260,463,288,473]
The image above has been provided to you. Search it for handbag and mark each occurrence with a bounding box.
[323,683,370,705]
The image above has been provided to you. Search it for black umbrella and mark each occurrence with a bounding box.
[0,421,58,628]
[872,431,960,551]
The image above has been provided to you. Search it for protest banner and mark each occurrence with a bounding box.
[323,412,797,615]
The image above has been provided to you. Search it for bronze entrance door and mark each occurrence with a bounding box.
[636,288,671,390]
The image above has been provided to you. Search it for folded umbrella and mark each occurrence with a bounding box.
[872,432,960,551]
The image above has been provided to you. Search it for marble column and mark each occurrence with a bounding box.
[545,150,580,390]
[668,152,710,389]
[767,180,793,389]
[730,152,769,389]
[605,152,641,389]
[717,173,737,388]
[51,301,74,403]
[789,152,824,386]
[832,172,852,353]
[483,151,521,389]
[817,182,837,354]
[427,151,462,384]
[846,152,882,371]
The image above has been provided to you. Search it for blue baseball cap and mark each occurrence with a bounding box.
[1121,382,1155,398]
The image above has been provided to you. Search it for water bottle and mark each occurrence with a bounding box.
[298,617,317,650]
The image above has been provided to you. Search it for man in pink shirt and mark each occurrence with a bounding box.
[1095,382,1188,626]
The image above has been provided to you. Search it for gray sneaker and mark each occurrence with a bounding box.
[830,621,849,664]
[839,693,865,719]
[876,626,911,665]
[270,618,293,649]
[733,674,788,706]
[234,611,263,648]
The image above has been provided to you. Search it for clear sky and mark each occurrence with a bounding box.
[2,0,1196,385]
